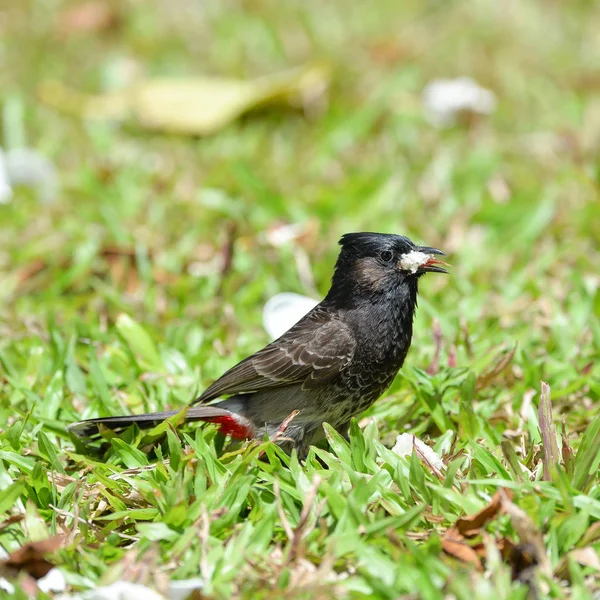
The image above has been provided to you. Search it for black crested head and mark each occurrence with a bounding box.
[338,232,415,258]
[324,232,447,308]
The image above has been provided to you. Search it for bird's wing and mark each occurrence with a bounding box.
[195,307,356,403]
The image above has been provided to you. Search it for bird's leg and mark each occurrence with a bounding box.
[270,410,300,442]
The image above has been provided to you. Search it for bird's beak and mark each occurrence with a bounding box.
[417,246,449,274]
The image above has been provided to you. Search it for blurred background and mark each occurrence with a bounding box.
[0,0,598,401]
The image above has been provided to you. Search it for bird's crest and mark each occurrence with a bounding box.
[338,232,414,256]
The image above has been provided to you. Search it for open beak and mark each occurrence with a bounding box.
[417,246,449,274]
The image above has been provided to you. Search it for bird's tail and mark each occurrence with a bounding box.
[67,405,256,440]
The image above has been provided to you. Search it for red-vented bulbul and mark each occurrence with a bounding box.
[69,233,448,456]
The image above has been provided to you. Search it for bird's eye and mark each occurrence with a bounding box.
[379,250,394,263]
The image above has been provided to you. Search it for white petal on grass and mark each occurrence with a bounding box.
[5,148,59,203]
[0,578,15,594]
[51,578,204,600]
[263,292,319,339]
[37,568,67,593]
[0,148,13,204]
[167,578,204,600]
[264,223,306,247]
[80,582,165,600]
[392,433,445,471]
[422,77,496,127]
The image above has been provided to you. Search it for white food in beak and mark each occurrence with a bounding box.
[398,250,432,273]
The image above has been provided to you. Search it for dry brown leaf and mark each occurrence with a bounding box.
[500,440,529,481]
[455,489,510,537]
[101,246,141,294]
[0,536,63,579]
[476,345,517,390]
[427,318,443,375]
[423,511,446,525]
[444,506,543,582]
[367,39,422,66]
[40,64,330,136]
[508,543,539,583]
[555,547,600,580]
[579,521,600,547]
[448,344,457,368]
[499,490,551,578]
[0,514,24,532]
[16,245,161,296]
[17,259,47,285]
[215,222,237,296]
[441,528,483,571]
[538,381,559,481]
[58,1,119,35]
[496,536,517,561]
[474,534,516,561]
[405,531,429,541]
[561,417,575,475]
[567,547,600,569]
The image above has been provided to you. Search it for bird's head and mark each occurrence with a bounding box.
[326,232,448,306]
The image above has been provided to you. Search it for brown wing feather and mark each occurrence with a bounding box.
[194,306,355,404]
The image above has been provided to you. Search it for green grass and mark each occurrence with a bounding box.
[1,0,600,597]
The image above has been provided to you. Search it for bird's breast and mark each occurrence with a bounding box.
[352,299,413,362]
[340,299,414,401]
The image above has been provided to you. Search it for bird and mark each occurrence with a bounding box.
[68,232,448,457]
